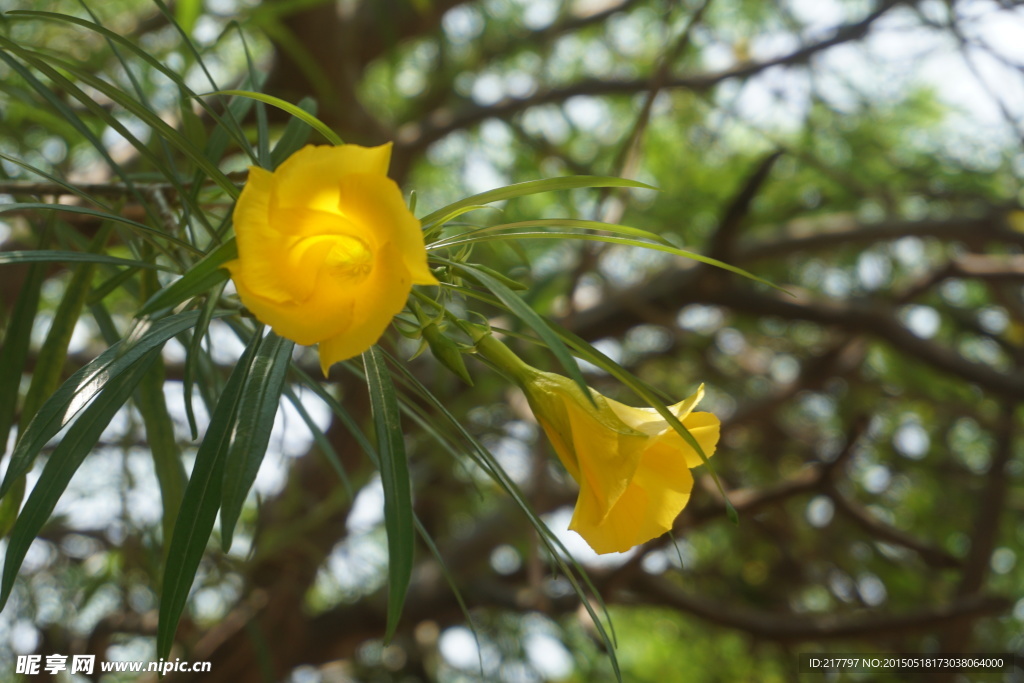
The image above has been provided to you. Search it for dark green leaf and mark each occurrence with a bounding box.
[363,346,414,643]
[220,332,295,550]
[419,176,657,230]
[447,260,592,403]
[270,97,317,168]
[0,261,45,456]
[0,203,199,255]
[0,250,174,272]
[157,330,261,660]
[0,310,208,498]
[0,351,159,610]
[202,90,344,146]
[136,355,187,552]
[137,239,236,317]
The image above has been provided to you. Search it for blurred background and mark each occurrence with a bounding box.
[1,0,1023,681]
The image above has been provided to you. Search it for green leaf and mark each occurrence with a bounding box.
[451,263,528,292]
[202,90,344,146]
[175,0,202,35]
[0,260,45,455]
[220,332,295,551]
[0,38,236,199]
[0,47,137,202]
[429,217,673,250]
[363,346,414,643]
[0,258,46,537]
[157,329,261,661]
[0,351,159,611]
[270,97,318,168]
[137,239,236,317]
[135,355,188,553]
[19,229,110,431]
[4,11,254,166]
[0,203,200,256]
[183,281,228,439]
[437,231,785,293]
[419,176,657,230]
[0,310,209,498]
[0,151,112,211]
[445,260,592,403]
[290,366,376,463]
[0,250,175,272]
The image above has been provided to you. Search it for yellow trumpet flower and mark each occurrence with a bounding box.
[476,334,720,554]
[225,143,437,375]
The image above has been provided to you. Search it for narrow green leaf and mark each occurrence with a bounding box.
[29,50,238,197]
[174,0,202,34]
[135,354,188,552]
[413,515,483,672]
[4,11,254,164]
[137,239,236,317]
[445,260,592,403]
[157,330,261,660]
[419,176,657,230]
[270,97,317,168]
[0,261,45,456]
[0,203,200,256]
[438,232,784,292]
[220,332,294,550]
[447,262,528,292]
[19,229,109,430]
[202,90,344,146]
[201,82,259,175]
[0,351,159,611]
[0,250,174,272]
[0,310,208,498]
[430,218,673,250]
[363,346,414,643]
[290,366,376,462]
[420,205,500,239]
[0,151,113,211]
[0,48,138,202]
[183,281,228,439]
[72,0,184,182]
[87,266,142,306]
[0,258,46,537]
[0,37,236,199]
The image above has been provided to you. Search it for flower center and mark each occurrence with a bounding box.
[323,235,372,281]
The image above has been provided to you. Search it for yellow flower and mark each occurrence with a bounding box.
[474,334,720,554]
[225,143,437,375]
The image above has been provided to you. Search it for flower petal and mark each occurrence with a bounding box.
[562,396,645,524]
[605,384,705,435]
[571,452,695,554]
[336,173,438,285]
[648,411,721,469]
[273,143,393,214]
[231,273,354,345]
[315,239,411,372]
[230,167,295,303]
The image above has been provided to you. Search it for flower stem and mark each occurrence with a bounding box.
[473,332,540,384]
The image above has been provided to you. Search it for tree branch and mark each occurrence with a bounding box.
[395,0,907,155]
